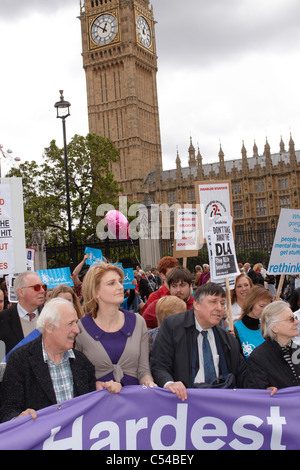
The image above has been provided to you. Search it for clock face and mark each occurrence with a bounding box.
[91,14,118,46]
[137,16,151,48]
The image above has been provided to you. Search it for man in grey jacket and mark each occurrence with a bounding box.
[150,283,247,401]
[0,298,95,422]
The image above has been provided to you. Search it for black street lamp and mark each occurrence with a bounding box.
[54,90,74,267]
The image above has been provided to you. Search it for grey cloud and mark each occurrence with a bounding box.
[0,0,77,20]
[152,0,300,67]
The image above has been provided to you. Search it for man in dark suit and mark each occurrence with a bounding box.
[244,262,257,284]
[150,283,247,401]
[0,271,46,358]
[0,298,95,422]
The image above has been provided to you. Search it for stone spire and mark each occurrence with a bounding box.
[253,140,259,158]
[279,136,285,153]
[241,141,248,173]
[197,146,204,179]
[218,144,225,178]
[176,149,182,181]
[188,137,196,166]
[289,133,297,167]
[264,137,272,170]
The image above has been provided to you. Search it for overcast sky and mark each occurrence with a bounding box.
[1,0,300,176]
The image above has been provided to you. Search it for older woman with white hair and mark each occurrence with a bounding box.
[245,300,300,391]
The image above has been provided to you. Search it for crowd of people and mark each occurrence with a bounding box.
[0,256,299,421]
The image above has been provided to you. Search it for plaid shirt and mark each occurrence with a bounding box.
[42,342,75,404]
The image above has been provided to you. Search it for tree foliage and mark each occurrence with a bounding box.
[7,133,121,244]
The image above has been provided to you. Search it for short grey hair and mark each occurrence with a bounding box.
[194,282,225,305]
[260,300,291,339]
[37,297,73,334]
[13,272,37,300]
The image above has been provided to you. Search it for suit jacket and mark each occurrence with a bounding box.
[245,337,300,389]
[0,335,96,422]
[0,304,25,355]
[150,308,247,389]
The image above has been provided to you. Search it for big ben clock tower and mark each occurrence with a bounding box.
[79,0,162,199]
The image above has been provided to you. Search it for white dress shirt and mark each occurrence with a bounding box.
[17,303,39,321]
[194,318,220,383]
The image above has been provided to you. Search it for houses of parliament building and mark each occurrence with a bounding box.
[79,0,300,235]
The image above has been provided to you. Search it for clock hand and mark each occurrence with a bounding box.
[99,22,108,33]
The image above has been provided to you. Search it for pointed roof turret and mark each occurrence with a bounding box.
[218,144,225,177]
[289,133,297,167]
[289,132,295,154]
[279,136,285,153]
[264,137,272,170]
[253,140,259,157]
[241,141,248,172]
[188,137,196,166]
[176,149,181,169]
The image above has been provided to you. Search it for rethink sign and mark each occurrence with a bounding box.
[268,209,300,275]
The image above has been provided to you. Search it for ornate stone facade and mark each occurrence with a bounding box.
[144,135,300,231]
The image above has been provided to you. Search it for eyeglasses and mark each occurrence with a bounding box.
[21,284,47,292]
[278,315,298,324]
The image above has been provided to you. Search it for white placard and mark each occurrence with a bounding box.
[0,184,15,273]
[174,207,200,251]
[0,178,26,275]
[195,180,232,238]
[268,208,300,275]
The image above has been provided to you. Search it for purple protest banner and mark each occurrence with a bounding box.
[0,385,299,450]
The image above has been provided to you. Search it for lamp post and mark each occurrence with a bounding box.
[54,90,74,266]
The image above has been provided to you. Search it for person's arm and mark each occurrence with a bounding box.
[71,254,89,285]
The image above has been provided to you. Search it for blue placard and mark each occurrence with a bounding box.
[37,267,74,289]
[122,267,135,289]
[84,247,104,266]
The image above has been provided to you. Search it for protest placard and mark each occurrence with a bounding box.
[84,246,104,266]
[195,180,233,239]
[267,209,300,298]
[26,248,35,271]
[37,267,74,289]
[206,231,236,290]
[208,216,239,281]
[173,206,203,265]
[0,178,26,275]
[207,216,240,329]
[122,267,135,289]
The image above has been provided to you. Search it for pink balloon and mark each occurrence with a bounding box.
[105,210,130,239]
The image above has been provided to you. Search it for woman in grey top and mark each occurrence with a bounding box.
[75,263,156,394]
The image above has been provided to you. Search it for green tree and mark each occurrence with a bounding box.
[7,133,121,244]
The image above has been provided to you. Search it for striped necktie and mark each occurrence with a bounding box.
[201,330,217,384]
